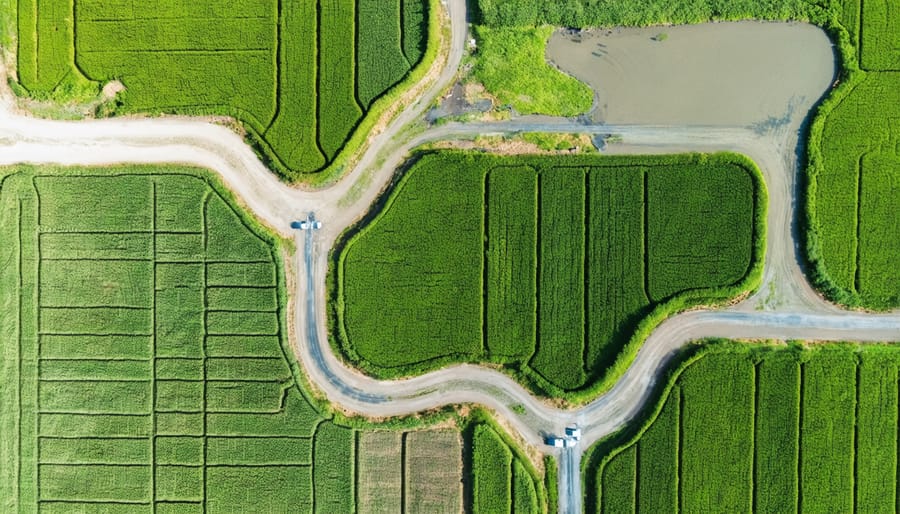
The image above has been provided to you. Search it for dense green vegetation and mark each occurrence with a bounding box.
[470,0,899,309]
[586,341,900,514]
[471,26,593,116]
[470,0,823,116]
[468,418,546,514]
[476,0,817,27]
[858,0,900,71]
[13,0,434,181]
[336,152,765,399]
[805,0,900,309]
[0,164,531,512]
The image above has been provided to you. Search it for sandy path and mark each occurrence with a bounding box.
[1,5,898,513]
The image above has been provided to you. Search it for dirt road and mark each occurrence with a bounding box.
[1,2,898,512]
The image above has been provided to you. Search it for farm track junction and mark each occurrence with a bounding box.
[1,0,899,512]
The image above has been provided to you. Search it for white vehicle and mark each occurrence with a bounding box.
[312,221,323,230]
[545,436,565,448]
[565,425,582,441]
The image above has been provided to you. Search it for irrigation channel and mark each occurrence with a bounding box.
[0,1,898,512]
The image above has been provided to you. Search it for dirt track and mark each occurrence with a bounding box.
[1,2,898,513]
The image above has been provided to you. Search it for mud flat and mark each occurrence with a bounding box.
[547,22,836,128]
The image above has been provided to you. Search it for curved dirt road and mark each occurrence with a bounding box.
[1,1,899,512]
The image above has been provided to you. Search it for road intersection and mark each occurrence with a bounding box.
[1,1,898,512]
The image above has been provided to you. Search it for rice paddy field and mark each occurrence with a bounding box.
[807,0,900,309]
[336,152,766,397]
[470,422,546,514]
[470,0,898,310]
[585,341,900,514]
[14,0,433,180]
[0,164,508,512]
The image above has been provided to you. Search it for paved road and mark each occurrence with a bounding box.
[1,1,898,512]
[560,447,582,514]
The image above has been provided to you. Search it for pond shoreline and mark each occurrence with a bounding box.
[546,21,837,128]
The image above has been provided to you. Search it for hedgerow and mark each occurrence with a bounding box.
[585,341,900,514]
[477,0,818,28]
[335,151,765,400]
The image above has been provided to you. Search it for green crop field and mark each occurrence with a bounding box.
[469,0,899,309]
[586,341,900,514]
[0,164,494,512]
[805,0,900,309]
[336,152,766,398]
[471,422,544,514]
[14,0,433,180]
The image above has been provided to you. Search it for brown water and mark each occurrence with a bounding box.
[546,22,836,127]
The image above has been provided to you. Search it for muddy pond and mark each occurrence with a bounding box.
[546,22,836,127]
